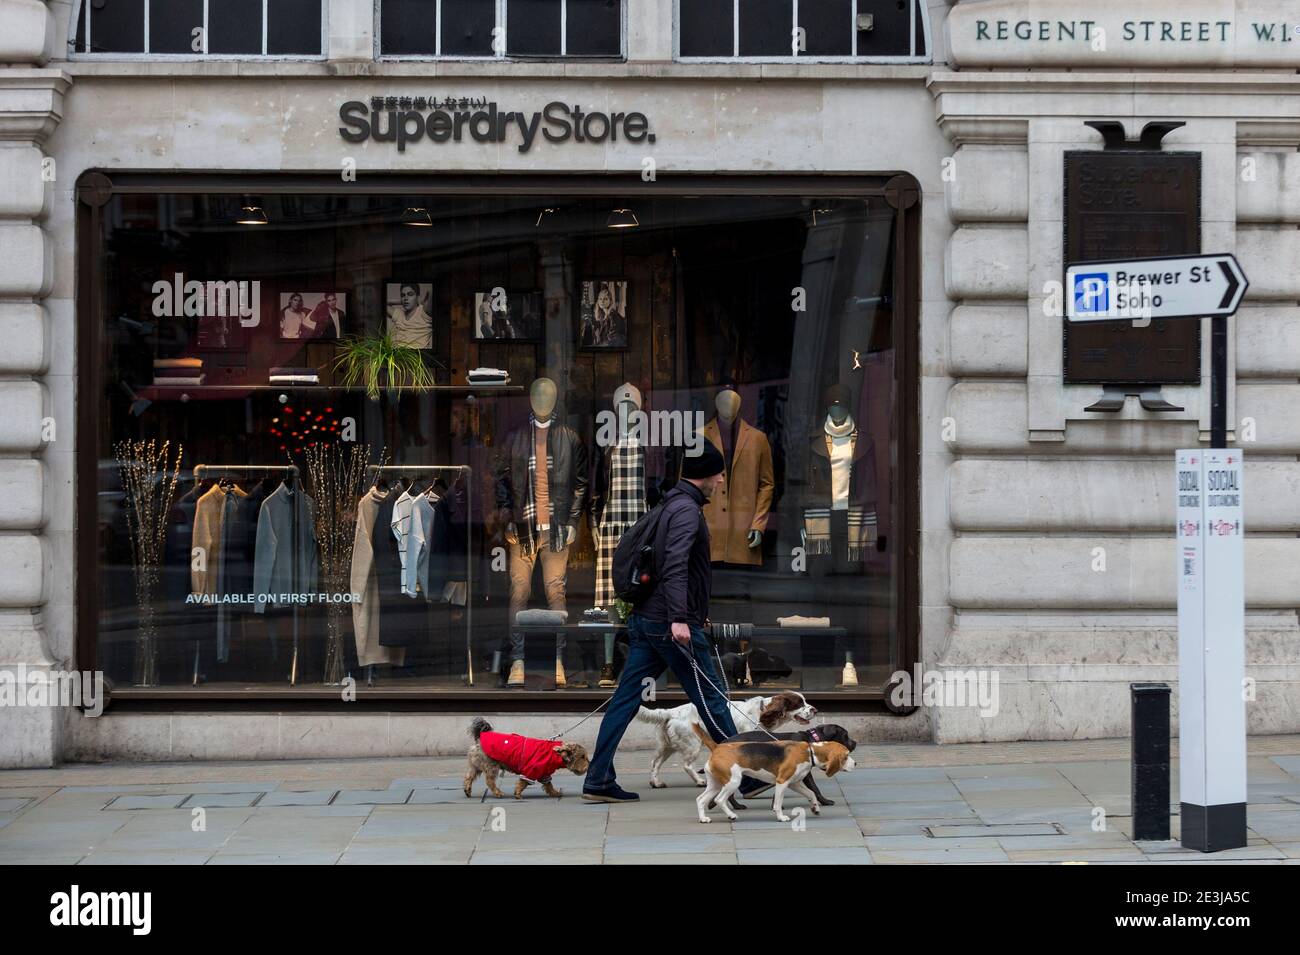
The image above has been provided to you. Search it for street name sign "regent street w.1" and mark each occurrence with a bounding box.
[1066,253,1248,323]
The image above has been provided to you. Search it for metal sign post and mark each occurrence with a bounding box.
[1068,252,1249,852]
[1174,450,1247,851]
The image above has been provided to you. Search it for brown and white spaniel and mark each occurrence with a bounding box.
[691,724,855,823]
[636,690,817,789]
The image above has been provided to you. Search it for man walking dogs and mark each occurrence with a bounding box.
[583,442,752,803]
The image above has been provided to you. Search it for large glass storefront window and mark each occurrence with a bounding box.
[85,181,911,697]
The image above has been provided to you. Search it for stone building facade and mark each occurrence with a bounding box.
[0,0,1296,766]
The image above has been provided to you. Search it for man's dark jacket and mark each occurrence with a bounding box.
[636,482,711,627]
[494,420,588,538]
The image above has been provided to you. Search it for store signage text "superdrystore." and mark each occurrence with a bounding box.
[339,98,656,153]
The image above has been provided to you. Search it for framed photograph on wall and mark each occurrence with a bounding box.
[385,281,435,349]
[578,279,628,350]
[473,289,542,342]
[279,291,345,341]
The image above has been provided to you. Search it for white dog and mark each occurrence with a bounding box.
[636,690,817,788]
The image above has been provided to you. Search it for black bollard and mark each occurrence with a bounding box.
[1131,682,1171,841]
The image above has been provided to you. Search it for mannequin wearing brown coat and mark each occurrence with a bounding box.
[700,388,774,566]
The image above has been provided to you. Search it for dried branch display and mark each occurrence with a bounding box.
[114,439,183,686]
[298,443,376,684]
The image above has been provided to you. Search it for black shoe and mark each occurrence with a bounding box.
[581,783,639,803]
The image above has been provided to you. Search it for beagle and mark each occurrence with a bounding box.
[690,724,855,824]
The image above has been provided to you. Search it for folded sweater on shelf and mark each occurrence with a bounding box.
[514,609,568,626]
[154,357,204,370]
[776,615,831,628]
[153,376,205,386]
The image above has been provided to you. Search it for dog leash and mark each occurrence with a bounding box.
[675,643,782,743]
[543,638,784,743]
[546,696,613,742]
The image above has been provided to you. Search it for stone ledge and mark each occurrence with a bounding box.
[63,709,930,761]
[930,677,1300,742]
[54,59,936,82]
[949,536,1300,610]
[0,70,71,144]
[949,458,1300,533]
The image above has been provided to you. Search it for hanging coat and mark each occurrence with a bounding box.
[349,487,406,667]
[253,482,319,612]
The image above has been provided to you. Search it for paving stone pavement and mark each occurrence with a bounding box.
[3,736,1300,864]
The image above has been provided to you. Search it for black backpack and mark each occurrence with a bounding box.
[611,489,682,604]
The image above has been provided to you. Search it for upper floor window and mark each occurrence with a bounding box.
[380,0,624,59]
[72,0,325,57]
[677,0,929,61]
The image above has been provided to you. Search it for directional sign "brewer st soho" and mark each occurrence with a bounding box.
[1067,253,1248,323]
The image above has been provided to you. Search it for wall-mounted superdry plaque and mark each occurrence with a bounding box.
[1063,150,1201,384]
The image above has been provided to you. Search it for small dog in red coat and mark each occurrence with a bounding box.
[463,717,590,799]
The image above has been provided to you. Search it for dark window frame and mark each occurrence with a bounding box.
[69,0,328,59]
[376,0,627,61]
[675,0,932,62]
[74,170,921,710]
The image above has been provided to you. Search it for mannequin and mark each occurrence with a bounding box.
[495,377,589,687]
[700,385,774,566]
[592,382,649,687]
[801,383,878,687]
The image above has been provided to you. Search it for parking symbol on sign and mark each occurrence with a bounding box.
[1074,273,1109,315]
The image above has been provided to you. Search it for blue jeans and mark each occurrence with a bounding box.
[585,614,738,790]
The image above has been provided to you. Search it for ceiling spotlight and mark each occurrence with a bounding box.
[401,206,433,227]
[236,203,269,226]
[606,207,639,229]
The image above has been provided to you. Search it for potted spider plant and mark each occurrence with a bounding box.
[332,331,436,400]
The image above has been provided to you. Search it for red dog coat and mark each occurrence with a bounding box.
[478,731,566,781]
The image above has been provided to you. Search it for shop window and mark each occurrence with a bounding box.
[380,0,624,58]
[566,0,623,56]
[738,0,793,56]
[436,0,497,56]
[377,0,618,58]
[507,0,562,56]
[678,0,732,58]
[82,181,914,700]
[146,0,204,54]
[72,0,325,56]
[677,0,929,60]
[800,0,853,56]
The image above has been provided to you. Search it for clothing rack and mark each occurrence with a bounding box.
[194,464,299,479]
[190,463,304,686]
[365,465,476,686]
